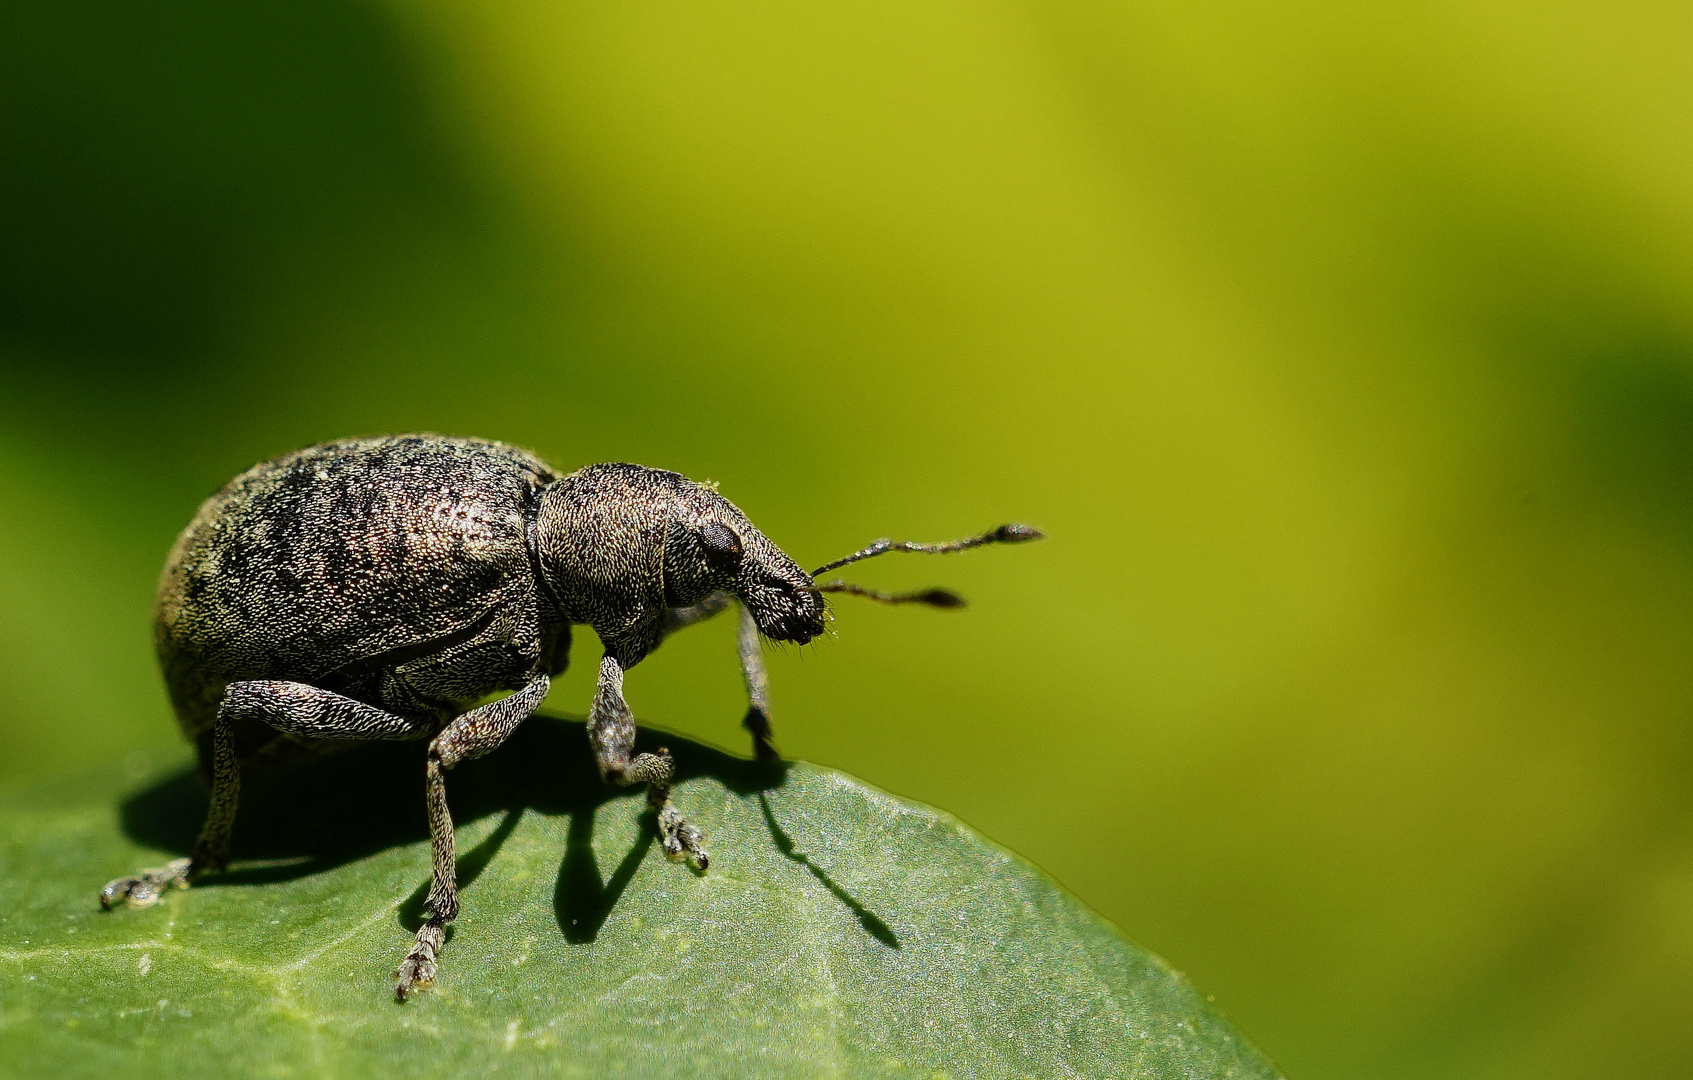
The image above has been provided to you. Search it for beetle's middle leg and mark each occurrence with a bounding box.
[100,680,434,910]
[662,593,779,761]
[395,671,551,1001]
[589,654,710,870]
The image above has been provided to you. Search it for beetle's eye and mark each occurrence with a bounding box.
[698,522,743,571]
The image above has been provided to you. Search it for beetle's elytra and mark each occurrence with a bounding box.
[99,434,1040,998]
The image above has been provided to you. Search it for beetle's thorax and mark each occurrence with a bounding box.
[532,463,826,663]
[531,463,670,657]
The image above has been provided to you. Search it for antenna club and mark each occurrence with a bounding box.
[917,589,968,609]
[994,524,1044,543]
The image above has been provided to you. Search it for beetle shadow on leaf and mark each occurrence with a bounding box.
[117,713,789,936]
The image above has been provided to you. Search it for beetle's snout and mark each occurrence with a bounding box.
[743,575,828,645]
[769,588,828,645]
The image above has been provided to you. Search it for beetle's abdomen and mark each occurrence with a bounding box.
[156,435,560,738]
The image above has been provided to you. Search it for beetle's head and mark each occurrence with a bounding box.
[534,463,826,653]
[661,481,827,646]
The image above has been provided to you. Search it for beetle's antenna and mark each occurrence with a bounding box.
[814,580,967,608]
[810,523,1043,577]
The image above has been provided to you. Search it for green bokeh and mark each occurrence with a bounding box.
[3,2,1691,1078]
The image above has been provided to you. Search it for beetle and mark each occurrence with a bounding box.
[98,434,1040,998]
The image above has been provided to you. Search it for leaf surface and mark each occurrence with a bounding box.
[0,717,1278,1079]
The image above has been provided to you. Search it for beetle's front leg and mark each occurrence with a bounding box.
[588,654,709,870]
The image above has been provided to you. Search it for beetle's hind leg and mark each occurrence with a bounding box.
[100,680,434,910]
[100,697,242,909]
[101,710,235,907]
[588,655,709,870]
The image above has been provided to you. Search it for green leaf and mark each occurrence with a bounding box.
[0,717,1278,1079]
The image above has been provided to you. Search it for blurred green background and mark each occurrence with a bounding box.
[4,1,1693,1077]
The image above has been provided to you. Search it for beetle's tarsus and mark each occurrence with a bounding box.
[99,858,193,910]
[617,750,675,786]
[652,787,710,870]
[395,920,444,1000]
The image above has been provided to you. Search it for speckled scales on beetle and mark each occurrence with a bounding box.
[157,436,565,748]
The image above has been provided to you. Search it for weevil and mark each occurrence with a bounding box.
[98,434,1041,998]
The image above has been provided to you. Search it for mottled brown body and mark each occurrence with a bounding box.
[157,436,570,771]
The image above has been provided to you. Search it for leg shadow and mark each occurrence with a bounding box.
[554,803,654,944]
[758,792,900,949]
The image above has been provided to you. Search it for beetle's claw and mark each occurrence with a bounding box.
[99,858,193,910]
[656,804,710,871]
[395,920,444,1000]
[394,954,437,1000]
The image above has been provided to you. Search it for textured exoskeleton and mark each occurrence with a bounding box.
[99,434,1038,998]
